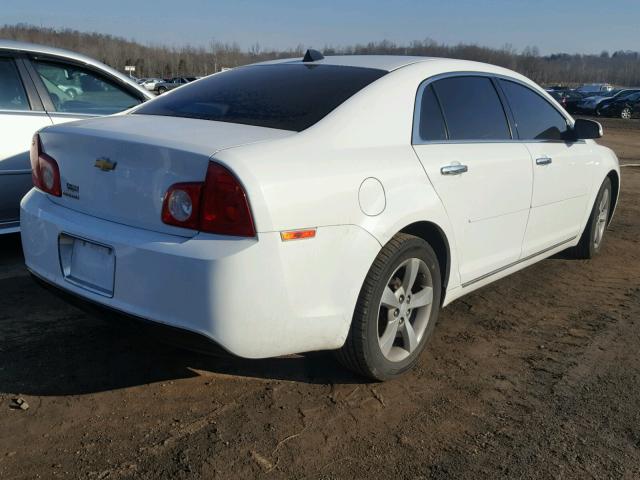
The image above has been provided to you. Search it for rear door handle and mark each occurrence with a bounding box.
[440,164,468,175]
[536,156,552,166]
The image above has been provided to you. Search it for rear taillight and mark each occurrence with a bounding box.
[200,162,255,237]
[30,134,62,197]
[161,162,255,237]
[161,183,202,230]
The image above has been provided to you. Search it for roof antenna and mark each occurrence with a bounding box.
[302,49,324,62]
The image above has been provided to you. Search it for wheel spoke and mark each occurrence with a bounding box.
[600,195,608,213]
[381,286,400,309]
[379,318,399,356]
[410,286,433,308]
[402,259,420,294]
[401,320,418,353]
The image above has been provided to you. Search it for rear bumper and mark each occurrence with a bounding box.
[20,189,380,358]
[30,270,228,355]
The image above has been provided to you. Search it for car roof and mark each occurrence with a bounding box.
[254,55,438,72]
[0,39,152,98]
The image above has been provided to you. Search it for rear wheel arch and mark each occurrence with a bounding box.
[398,221,450,304]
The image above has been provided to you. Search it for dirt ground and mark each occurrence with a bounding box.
[1,118,639,480]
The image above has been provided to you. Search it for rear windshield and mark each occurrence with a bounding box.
[134,64,386,131]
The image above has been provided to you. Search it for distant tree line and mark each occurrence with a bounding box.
[2,23,640,86]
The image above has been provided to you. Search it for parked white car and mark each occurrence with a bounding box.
[138,77,163,92]
[0,40,153,233]
[21,52,619,380]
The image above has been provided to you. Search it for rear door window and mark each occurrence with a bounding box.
[416,84,447,141]
[432,76,511,141]
[0,58,30,111]
[32,60,142,115]
[499,79,570,141]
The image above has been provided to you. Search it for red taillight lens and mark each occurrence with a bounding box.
[200,162,255,237]
[30,134,61,197]
[161,183,202,229]
[161,162,255,237]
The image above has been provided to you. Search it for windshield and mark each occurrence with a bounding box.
[135,64,387,131]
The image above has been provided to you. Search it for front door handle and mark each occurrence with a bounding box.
[536,156,553,166]
[440,164,468,175]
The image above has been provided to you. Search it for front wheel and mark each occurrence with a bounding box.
[621,107,632,120]
[336,233,441,381]
[569,177,612,259]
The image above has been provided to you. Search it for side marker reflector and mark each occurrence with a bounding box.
[280,229,317,241]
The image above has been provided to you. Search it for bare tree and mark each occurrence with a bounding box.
[2,23,640,85]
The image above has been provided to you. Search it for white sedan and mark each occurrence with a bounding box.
[21,51,619,380]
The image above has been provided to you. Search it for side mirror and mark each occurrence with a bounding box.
[573,118,603,139]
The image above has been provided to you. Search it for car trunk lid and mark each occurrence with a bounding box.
[40,114,293,237]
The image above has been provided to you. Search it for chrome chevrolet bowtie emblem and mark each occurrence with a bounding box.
[94,157,117,172]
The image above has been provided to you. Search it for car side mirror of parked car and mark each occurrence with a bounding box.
[573,118,603,139]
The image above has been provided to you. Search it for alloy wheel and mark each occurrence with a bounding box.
[377,258,434,362]
[593,187,610,249]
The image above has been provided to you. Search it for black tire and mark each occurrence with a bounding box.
[621,107,632,120]
[157,86,167,94]
[335,233,442,381]
[569,177,612,259]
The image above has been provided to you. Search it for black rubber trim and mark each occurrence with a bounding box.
[14,56,45,111]
[30,271,230,356]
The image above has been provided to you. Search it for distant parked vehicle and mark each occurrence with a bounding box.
[573,89,621,115]
[57,84,83,98]
[138,77,163,92]
[595,89,640,115]
[545,85,567,92]
[598,92,640,119]
[558,90,589,114]
[0,40,152,234]
[155,77,194,94]
[575,83,614,94]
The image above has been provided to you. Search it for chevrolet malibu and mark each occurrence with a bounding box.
[21,52,620,380]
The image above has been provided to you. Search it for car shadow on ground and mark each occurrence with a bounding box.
[0,232,366,396]
[0,231,589,398]
[0,274,366,397]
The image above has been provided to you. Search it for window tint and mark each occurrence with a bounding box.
[499,80,569,141]
[136,64,387,131]
[432,76,510,140]
[417,85,447,141]
[0,58,30,111]
[33,60,141,115]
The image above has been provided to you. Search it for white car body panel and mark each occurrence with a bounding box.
[20,55,621,357]
[21,190,380,357]
[520,140,598,257]
[414,142,532,284]
[40,115,293,236]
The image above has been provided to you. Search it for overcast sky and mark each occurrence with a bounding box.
[4,0,638,54]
